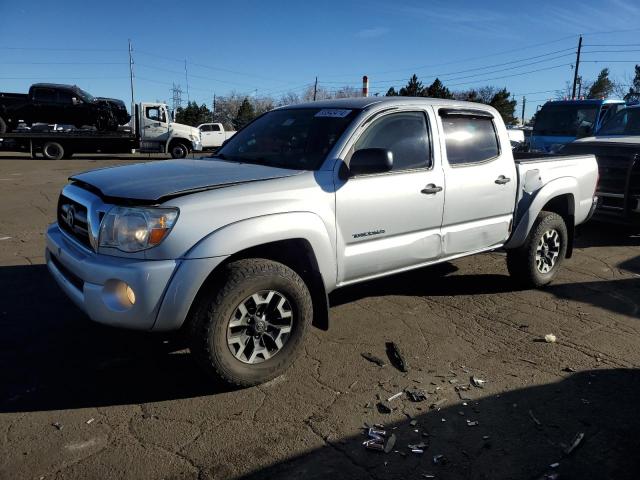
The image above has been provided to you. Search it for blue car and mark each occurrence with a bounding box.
[530,99,626,153]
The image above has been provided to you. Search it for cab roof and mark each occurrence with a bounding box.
[280,96,496,111]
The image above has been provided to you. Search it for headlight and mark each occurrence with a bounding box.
[189,132,200,141]
[99,207,179,252]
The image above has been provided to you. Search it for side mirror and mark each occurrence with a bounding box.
[72,97,79,105]
[349,148,393,176]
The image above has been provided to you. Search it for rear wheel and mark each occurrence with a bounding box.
[42,141,65,160]
[507,211,568,287]
[170,142,189,159]
[188,258,312,387]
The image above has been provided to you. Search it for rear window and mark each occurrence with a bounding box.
[533,104,598,137]
[442,116,499,165]
[598,108,640,136]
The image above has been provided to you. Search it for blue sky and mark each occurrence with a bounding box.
[1,0,639,119]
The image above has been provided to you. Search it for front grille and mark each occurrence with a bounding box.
[57,194,92,249]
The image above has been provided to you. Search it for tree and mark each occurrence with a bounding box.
[624,64,640,101]
[399,74,425,96]
[175,101,212,127]
[587,68,614,99]
[489,88,517,125]
[234,97,256,129]
[425,78,453,99]
[386,87,398,96]
[453,89,480,102]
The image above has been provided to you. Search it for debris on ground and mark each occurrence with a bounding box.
[550,462,560,468]
[385,342,408,372]
[362,427,397,454]
[432,454,448,465]
[422,475,436,479]
[387,391,403,402]
[470,376,486,388]
[51,422,62,430]
[529,409,542,426]
[384,433,396,453]
[563,432,585,455]
[377,401,392,414]
[430,399,446,410]
[563,367,577,372]
[406,388,428,402]
[410,419,418,427]
[361,352,386,367]
[544,334,557,343]
[466,420,479,427]
[408,442,428,451]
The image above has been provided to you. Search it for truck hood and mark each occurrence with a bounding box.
[70,159,303,202]
[170,122,200,138]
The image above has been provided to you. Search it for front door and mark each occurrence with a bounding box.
[335,109,445,284]
[140,104,170,152]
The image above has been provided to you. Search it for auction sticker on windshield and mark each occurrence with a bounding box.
[315,109,352,118]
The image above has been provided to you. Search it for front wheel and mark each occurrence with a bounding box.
[42,141,65,160]
[188,259,313,387]
[170,142,189,159]
[507,211,568,288]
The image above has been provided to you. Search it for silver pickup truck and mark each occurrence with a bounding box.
[46,97,599,386]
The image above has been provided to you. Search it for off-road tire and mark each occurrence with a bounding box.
[188,258,313,387]
[507,211,568,288]
[0,116,7,134]
[42,141,65,160]
[170,142,189,159]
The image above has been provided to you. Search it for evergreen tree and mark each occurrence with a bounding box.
[399,74,425,96]
[624,64,640,101]
[489,88,517,125]
[175,101,212,126]
[587,68,614,99]
[385,87,398,96]
[234,98,256,129]
[426,78,453,99]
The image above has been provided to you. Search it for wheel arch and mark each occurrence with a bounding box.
[168,137,191,153]
[505,177,577,253]
[153,213,336,332]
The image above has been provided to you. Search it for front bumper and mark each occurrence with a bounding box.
[46,223,178,330]
[191,139,203,152]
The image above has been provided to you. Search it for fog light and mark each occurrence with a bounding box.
[103,280,136,310]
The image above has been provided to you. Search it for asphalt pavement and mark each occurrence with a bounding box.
[1,152,639,480]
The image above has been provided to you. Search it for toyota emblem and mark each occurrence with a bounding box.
[65,206,75,229]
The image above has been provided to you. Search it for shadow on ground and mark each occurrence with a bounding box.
[239,368,640,480]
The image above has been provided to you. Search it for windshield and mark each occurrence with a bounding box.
[76,87,95,102]
[533,104,598,137]
[215,107,360,170]
[598,108,640,136]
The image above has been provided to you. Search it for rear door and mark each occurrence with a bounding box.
[335,108,445,284]
[437,108,517,256]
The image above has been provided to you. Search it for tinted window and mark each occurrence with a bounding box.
[533,104,598,137]
[442,116,499,165]
[32,88,56,103]
[599,108,640,136]
[353,112,430,171]
[217,108,358,170]
[212,124,221,132]
[200,124,212,132]
[56,90,74,104]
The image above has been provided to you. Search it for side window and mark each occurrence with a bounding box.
[212,124,221,132]
[145,107,166,123]
[33,88,55,103]
[442,115,499,165]
[200,124,212,132]
[56,90,74,104]
[352,111,430,171]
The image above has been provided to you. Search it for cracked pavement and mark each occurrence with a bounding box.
[1,153,639,480]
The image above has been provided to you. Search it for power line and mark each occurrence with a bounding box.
[446,63,573,88]
[2,61,127,65]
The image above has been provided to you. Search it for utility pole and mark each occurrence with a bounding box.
[313,76,318,101]
[171,83,183,112]
[577,76,583,99]
[212,93,216,122]
[571,35,583,100]
[184,59,190,103]
[128,39,135,109]
[521,96,526,126]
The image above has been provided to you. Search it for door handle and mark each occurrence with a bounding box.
[421,184,443,194]
[495,175,511,185]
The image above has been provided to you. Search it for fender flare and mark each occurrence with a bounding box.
[505,176,577,250]
[185,211,337,292]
